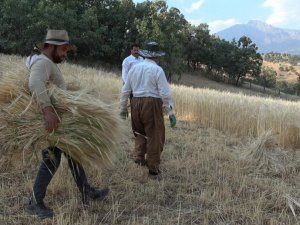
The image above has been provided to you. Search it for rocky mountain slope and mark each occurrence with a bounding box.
[217,20,300,54]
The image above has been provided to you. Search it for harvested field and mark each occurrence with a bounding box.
[1,54,300,225]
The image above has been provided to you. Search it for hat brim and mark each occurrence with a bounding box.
[36,42,77,52]
[139,49,165,58]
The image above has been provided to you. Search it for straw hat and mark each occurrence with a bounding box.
[139,42,165,58]
[36,29,77,51]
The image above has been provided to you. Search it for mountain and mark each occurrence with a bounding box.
[216,20,300,54]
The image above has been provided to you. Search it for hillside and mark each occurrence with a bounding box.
[172,57,300,101]
[217,20,300,54]
[174,70,300,101]
[263,61,300,83]
[2,54,300,224]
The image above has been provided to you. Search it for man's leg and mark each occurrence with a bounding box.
[26,147,62,218]
[66,155,109,203]
[131,97,147,165]
[141,98,165,175]
[132,134,147,165]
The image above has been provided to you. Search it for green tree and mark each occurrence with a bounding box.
[254,67,277,91]
[293,75,300,96]
[184,23,212,71]
[210,37,236,77]
[0,0,41,54]
[225,36,263,86]
[276,80,294,95]
[134,0,188,79]
[289,55,300,66]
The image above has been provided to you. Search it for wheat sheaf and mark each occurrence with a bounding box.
[0,64,122,169]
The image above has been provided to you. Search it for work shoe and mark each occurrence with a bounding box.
[87,187,109,200]
[26,199,54,219]
[148,169,162,180]
[82,187,109,203]
[149,169,161,176]
[134,156,146,166]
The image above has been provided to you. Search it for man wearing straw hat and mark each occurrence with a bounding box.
[26,29,109,219]
[120,41,176,178]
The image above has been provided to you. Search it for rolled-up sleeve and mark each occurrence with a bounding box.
[157,68,173,113]
[120,75,132,111]
[122,59,129,83]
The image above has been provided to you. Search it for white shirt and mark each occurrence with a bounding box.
[120,58,173,113]
[121,54,144,83]
[26,54,39,69]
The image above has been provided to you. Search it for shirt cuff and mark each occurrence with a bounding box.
[165,106,174,115]
[41,103,53,110]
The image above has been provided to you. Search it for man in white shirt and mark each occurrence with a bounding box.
[120,42,176,178]
[121,44,144,83]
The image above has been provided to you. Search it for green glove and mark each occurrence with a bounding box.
[169,114,176,128]
[120,110,128,120]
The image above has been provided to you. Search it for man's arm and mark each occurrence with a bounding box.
[121,58,129,83]
[156,68,174,114]
[29,60,52,108]
[156,68,176,127]
[42,106,60,132]
[29,60,60,132]
[120,72,132,119]
[120,79,131,112]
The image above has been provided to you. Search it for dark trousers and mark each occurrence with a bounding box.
[130,97,165,172]
[32,147,90,203]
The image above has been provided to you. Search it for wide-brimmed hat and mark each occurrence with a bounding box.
[36,29,77,51]
[139,42,165,58]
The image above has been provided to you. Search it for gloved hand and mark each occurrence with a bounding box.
[120,110,128,120]
[169,113,176,128]
[42,106,60,133]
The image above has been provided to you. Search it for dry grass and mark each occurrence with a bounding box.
[263,61,300,83]
[0,55,122,168]
[174,70,300,101]
[1,54,300,224]
[173,85,300,148]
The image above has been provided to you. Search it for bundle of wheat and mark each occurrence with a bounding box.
[0,64,122,169]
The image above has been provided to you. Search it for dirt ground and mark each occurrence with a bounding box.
[1,119,300,225]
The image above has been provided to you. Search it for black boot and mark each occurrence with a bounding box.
[134,155,146,166]
[26,147,61,218]
[26,198,54,219]
[82,187,110,204]
[66,155,109,204]
[148,168,162,180]
[86,187,109,200]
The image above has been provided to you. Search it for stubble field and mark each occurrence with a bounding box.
[1,54,300,225]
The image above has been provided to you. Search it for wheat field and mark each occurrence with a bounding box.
[1,54,300,225]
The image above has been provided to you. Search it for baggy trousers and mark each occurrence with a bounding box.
[32,147,90,203]
[130,97,165,172]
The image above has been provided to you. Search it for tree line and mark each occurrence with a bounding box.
[0,0,263,84]
[264,52,300,65]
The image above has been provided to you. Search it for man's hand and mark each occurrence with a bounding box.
[42,106,60,133]
[169,113,176,128]
[120,110,128,120]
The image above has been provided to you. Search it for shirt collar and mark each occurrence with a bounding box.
[145,58,157,64]
[131,54,140,59]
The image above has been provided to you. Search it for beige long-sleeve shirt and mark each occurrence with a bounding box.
[28,54,66,109]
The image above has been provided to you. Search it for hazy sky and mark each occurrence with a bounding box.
[133,0,300,33]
